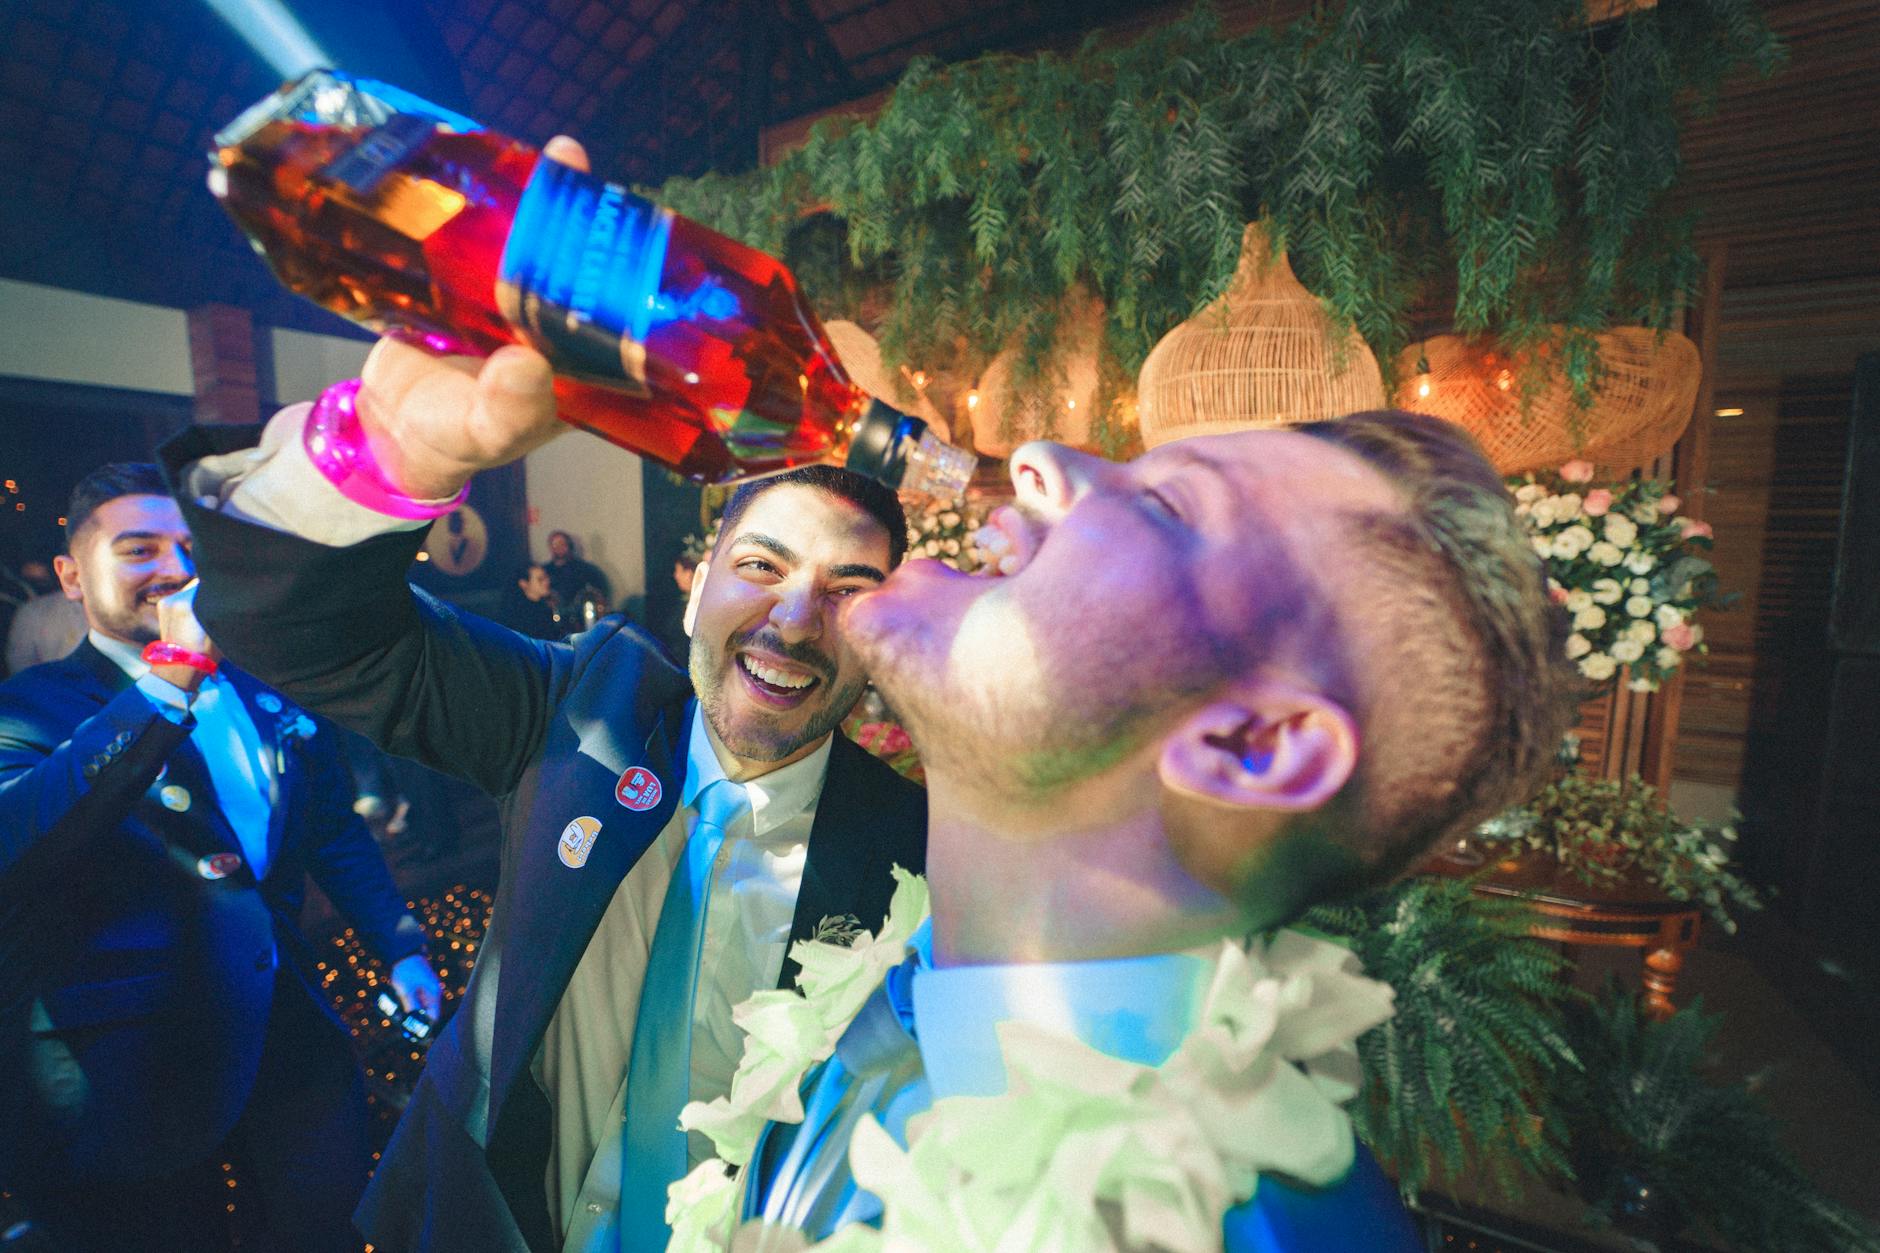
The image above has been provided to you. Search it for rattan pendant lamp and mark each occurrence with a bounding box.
[1135,222,1386,448]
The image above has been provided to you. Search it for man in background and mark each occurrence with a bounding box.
[0,463,441,1252]
[495,561,562,640]
[544,529,611,619]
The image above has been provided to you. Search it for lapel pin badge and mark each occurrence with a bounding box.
[255,693,283,714]
[558,815,603,868]
[614,766,663,811]
[196,852,245,880]
[159,784,192,813]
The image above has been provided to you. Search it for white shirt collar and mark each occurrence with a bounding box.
[679,701,832,841]
[89,629,152,680]
[909,936,1213,1101]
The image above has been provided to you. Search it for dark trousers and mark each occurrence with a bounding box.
[15,974,371,1253]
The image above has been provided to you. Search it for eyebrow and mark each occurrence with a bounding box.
[108,530,172,545]
[732,532,887,584]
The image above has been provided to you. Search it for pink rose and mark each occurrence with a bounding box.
[1582,488,1613,517]
[1550,585,1570,605]
[1678,518,1714,540]
[1657,494,1681,516]
[1559,460,1596,484]
[1663,622,1696,651]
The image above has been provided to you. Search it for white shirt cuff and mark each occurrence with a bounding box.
[134,671,194,720]
[176,401,436,546]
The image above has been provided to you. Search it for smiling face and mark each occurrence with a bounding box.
[685,483,892,771]
[843,432,1406,797]
[54,494,196,646]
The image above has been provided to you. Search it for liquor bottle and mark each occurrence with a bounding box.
[208,70,974,496]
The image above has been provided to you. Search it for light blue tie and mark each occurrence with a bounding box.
[187,674,274,875]
[619,777,750,1247]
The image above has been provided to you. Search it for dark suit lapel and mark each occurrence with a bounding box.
[484,685,693,1140]
[783,735,917,987]
[69,639,248,860]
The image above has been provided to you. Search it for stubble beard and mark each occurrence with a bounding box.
[690,635,863,763]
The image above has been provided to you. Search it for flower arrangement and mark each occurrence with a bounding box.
[1475,772,1762,932]
[903,497,993,573]
[1510,459,1722,692]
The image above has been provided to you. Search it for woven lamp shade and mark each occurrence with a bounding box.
[971,287,1104,459]
[825,320,950,443]
[1391,327,1701,475]
[1135,223,1385,449]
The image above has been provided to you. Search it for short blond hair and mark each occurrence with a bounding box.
[1294,411,1580,874]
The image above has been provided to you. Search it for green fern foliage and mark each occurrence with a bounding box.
[1303,876,1578,1198]
[1559,987,1880,1251]
[647,0,1781,421]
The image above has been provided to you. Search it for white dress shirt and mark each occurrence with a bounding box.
[92,630,277,878]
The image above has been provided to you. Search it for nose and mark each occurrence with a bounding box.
[1008,441,1111,517]
[766,580,824,645]
[161,542,196,581]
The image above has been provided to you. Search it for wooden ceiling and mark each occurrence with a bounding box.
[0,0,1870,377]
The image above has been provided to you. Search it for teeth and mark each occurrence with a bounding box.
[740,655,815,690]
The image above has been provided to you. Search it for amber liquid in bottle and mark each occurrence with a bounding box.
[210,73,969,491]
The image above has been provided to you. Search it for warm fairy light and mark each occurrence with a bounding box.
[1715,407,1743,417]
[1416,378,1432,399]
[56,516,66,527]
[4,480,14,491]
[1065,397,1076,410]
[683,371,700,385]
[415,550,430,561]
[1495,369,1513,391]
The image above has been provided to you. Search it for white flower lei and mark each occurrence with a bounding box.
[665,868,1396,1253]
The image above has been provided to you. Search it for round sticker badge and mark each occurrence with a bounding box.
[558,816,603,869]
[615,766,663,811]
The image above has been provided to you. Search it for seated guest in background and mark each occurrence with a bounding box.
[702,413,1579,1250]
[496,561,563,640]
[0,463,441,1253]
[545,528,611,619]
[4,557,88,675]
[159,224,928,1251]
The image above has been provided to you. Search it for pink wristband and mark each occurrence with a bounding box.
[303,378,470,521]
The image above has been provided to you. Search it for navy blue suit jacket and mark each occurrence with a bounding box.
[0,639,425,1186]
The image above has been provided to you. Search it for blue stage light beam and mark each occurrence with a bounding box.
[200,0,332,79]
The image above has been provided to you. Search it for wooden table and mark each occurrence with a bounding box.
[1423,851,1702,1018]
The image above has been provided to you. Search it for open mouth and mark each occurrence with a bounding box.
[140,583,188,606]
[734,652,823,709]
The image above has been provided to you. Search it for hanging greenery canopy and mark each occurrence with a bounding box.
[648,0,1779,435]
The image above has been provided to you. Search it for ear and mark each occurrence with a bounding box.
[1157,683,1359,815]
[681,559,710,637]
[53,554,84,603]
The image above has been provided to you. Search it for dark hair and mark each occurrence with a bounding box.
[714,465,908,568]
[1291,410,1579,873]
[66,462,171,547]
[548,529,575,548]
[515,561,548,583]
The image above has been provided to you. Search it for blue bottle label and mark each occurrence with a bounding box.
[496,159,672,396]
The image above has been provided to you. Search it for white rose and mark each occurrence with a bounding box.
[1529,500,1556,527]
[1573,605,1608,632]
[1579,653,1618,681]
[1553,525,1596,558]
[1515,483,1545,503]
[1589,541,1625,566]
[1591,577,1625,605]
[1604,515,1639,547]
[1530,535,1554,560]
[1656,647,1682,669]
[1628,677,1659,693]
[1627,620,1657,644]
[1689,624,1705,646]
[943,538,960,555]
[1630,577,1651,595]
[1626,595,1655,618]
[1624,551,1656,575]
[1557,493,1584,517]
[1655,604,1685,630]
[940,512,961,528]
[1610,638,1645,664]
[922,540,941,557]
[1565,633,1592,659]
[1565,589,1594,613]
[1630,500,1660,524]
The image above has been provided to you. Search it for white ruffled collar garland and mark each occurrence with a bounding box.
[664,868,1395,1252]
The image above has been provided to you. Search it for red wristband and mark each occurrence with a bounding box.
[142,641,219,676]
[303,378,471,521]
